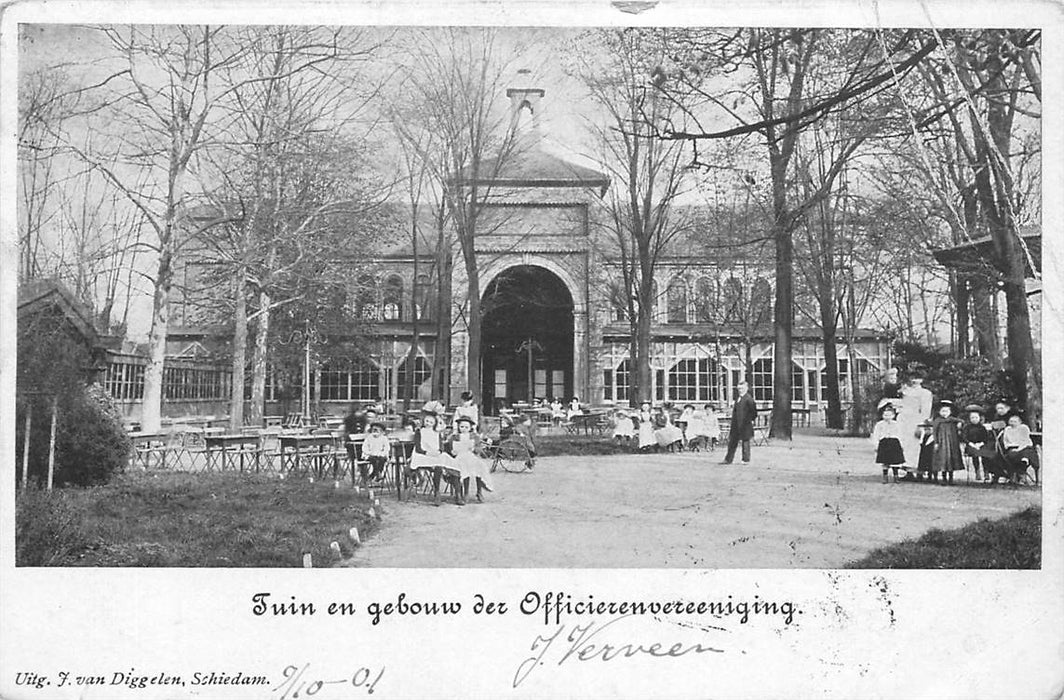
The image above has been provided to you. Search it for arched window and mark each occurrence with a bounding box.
[397,355,432,400]
[667,278,688,324]
[413,274,431,320]
[694,277,716,323]
[722,277,743,323]
[355,275,379,320]
[382,275,403,321]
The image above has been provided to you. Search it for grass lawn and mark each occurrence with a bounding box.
[16,471,380,567]
[847,506,1041,569]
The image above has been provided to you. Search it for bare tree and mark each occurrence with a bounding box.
[646,28,939,439]
[390,28,526,404]
[574,28,696,406]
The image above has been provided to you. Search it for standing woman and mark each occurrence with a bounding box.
[452,391,480,432]
[896,372,934,478]
[636,401,657,452]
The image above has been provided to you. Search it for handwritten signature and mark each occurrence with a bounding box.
[513,615,725,688]
[271,663,384,699]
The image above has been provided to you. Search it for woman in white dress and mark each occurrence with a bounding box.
[449,416,493,502]
[637,402,657,451]
[896,376,934,478]
[451,391,480,432]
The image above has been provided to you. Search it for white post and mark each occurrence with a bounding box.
[46,397,58,490]
[21,407,32,489]
[303,334,311,419]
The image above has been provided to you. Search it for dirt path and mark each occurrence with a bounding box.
[342,434,1039,568]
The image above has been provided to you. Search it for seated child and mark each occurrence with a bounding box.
[654,407,684,452]
[612,409,635,444]
[550,398,566,425]
[1001,413,1039,484]
[448,415,492,503]
[361,421,391,483]
[567,396,583,420]
[409,413,463,506]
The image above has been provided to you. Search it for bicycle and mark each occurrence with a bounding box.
[481,435,535,473]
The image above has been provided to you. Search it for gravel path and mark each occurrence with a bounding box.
[342,434,1040,568]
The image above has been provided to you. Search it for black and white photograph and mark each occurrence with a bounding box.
[2,0,1061,698]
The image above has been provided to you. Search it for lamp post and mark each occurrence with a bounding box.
[516,337,543,404]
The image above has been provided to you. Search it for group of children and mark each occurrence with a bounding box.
[871,397,1040,486]
[347,391,498,507]
[610,402,722,452]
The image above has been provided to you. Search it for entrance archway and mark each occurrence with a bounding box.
[481,265,574,414]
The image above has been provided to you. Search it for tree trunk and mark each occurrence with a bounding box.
[435,213,452,403]
[249,289,271,426]
[820,321,844,429]
[970,278,1000,364]
[769,156,794,440]
[229,269,247,431]
[141,243,174,433]
[465,254,482,405]
[635,306,653,405]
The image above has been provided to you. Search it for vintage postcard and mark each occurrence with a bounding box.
[1,0,1061,698]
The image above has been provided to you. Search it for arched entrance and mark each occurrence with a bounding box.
[481,265,574,413]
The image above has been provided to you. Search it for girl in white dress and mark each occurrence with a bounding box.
[637,402,657,451]
[449,416,493,502]
[611,409,635,444]
[567,396,583,420]
[409,413,463,505]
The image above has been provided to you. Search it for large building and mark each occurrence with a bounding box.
[122,82,893,422]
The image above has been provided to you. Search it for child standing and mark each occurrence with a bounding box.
[361,422,391,483]
[612,409,635,444]
[449,416,492,502]
[511,414,537,469]
[870,403,906,483]
[960,404,992,483]
[928,400,964,485]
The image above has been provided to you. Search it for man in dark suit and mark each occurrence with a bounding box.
[721,380,757,464]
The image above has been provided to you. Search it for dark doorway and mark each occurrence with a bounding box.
[481,265,574,414]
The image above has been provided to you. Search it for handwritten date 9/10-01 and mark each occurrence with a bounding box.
[271,664,384,699]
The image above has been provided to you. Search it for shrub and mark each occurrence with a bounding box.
[891,341,1017,410]
[16,384,132,487]
[15,487,88,566]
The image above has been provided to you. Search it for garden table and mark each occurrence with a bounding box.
[130,432,169,470]
[204,434,262,472]
[280,433,339,478]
